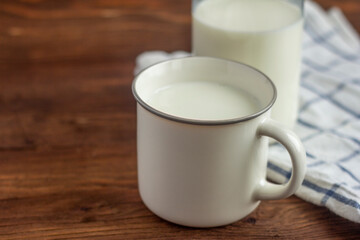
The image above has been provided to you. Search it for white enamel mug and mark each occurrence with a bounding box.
[132,57,306,228]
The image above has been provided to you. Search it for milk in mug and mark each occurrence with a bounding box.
[193,0,303,128]
[147,81,260,121]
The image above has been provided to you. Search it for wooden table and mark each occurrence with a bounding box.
[0,0,359,239]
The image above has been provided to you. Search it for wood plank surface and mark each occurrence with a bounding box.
[0,0,359,239]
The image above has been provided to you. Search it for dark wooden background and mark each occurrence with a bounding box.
[0,0,359,239]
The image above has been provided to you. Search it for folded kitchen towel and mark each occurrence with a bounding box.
[134,1,360,223]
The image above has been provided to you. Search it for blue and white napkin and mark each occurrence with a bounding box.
[134,1,360,223]
[268,0,360,223]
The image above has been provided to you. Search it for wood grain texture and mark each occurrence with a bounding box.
[0,0,191,64]
[0,0,359,239]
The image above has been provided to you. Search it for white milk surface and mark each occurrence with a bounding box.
[147,81,260,121]
[193,0,303,128]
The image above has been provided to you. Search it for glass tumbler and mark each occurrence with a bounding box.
[192,0,304,129]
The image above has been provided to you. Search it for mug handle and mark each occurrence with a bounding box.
[254,118,306,200]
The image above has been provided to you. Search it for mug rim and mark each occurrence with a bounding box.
[132,56,277,126]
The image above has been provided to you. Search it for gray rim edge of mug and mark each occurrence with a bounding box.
[131,56,277,126]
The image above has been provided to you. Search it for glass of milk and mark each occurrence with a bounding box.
[192,0,304,129]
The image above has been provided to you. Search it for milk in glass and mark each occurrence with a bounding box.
[193,0,303,128]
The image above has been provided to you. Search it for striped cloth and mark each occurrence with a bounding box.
[134,1,360,223]
[268,1,360,223]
